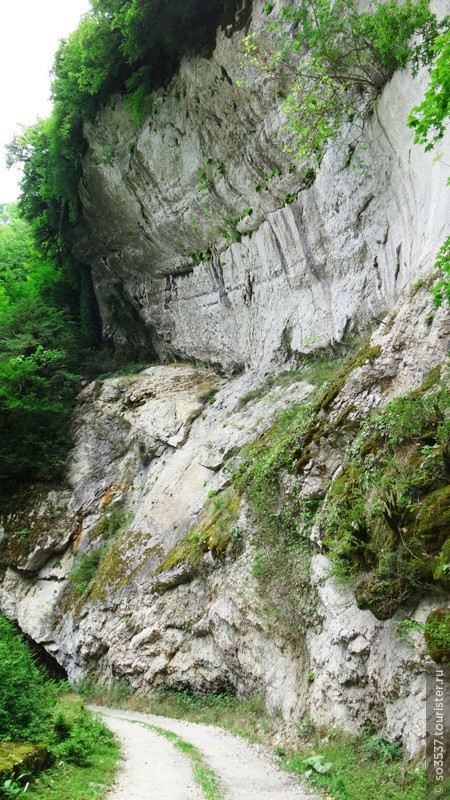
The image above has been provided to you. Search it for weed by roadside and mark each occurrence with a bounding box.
[13,735,119,800]
[77,682,272,742]
[280,730,425,800]
[0,694,119,800]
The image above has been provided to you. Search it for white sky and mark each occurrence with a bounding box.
[0,0,92,203]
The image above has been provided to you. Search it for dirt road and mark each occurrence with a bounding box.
[92,706,315,800]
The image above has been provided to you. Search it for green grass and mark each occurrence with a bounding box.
[140,723,224,800]
[97,359,151,380]
[235,353,344,411]
[280,732,425,800]
[18,735,119,799]
[1,694,119,800]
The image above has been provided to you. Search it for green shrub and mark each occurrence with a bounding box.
[50,707,114,767]
[67,547,108,596]
[244,0,438,162]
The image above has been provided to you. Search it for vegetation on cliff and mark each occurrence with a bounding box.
[1,2,449,790]
[245,0,443,162]
[320,365,450,620]
[231,345,450,627]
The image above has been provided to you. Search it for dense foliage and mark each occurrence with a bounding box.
[0,205,84,489]
[0,613,118,799]
[408,27,450,153]
[0,614,56,741]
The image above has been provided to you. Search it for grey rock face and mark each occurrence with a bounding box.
[1,282,449,759]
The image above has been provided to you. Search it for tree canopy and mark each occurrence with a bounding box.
[7,0,241,250]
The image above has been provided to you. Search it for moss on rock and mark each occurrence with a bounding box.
[89,530,161,601]
[433,537,450,585]
[355,575,410,621]
[0,743,49,783]
[0,484,70,571]
[417,485,450,544]
[320,364,449,618]
[425,606,450,663]
[157,488,241,573]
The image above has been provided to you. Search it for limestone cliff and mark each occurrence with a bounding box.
[1,0,450,763]
[74,0,450,368]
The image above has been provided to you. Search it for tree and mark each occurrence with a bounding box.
[0,205,81,490]
[243,0,439,162]
[408,28,450,152]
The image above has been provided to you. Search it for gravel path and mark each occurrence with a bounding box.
[101,713,203,799]
[92,706,315,800]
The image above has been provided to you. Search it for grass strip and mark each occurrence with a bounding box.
[136,721,225,800]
